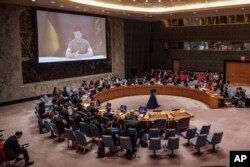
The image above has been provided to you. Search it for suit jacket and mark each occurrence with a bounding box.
[3,135,21,160]
[103,112,114,121]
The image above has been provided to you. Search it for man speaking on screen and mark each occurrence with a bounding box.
[65,28,93,58]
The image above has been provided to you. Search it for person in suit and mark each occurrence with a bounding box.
[146,89,160,109]
[3,131,34,166]
[51,111,66,140]
[103,107,114,121]
[70,109,82,130]
[102,122,118,146]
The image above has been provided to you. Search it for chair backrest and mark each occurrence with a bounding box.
[152,119,167,130]
[186,127,197,139]
[40,97,46,103]
[80,122,90,135]
[69,118,77,130]
[44,95,50,103]
[167,137,179,150]
[120,136,132,151]
[44,120,52,131]
[99,117,110,125]
[195,134,207,149]
[102,135,115,149]
[50,123,59,135]
[35,105,39,113]
[65,128,76,141]
[35,113,44,125]
[89,124,101,138]
[149,137,161,150]
[75,131,87,145]
[200,124,211,135]
[177,117,190,128]
[164,129,176,140]
[148,128,159,139]
[211,131,223,145]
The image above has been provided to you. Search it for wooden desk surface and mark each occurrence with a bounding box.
[98,107,193,122]
[94,85,224,109]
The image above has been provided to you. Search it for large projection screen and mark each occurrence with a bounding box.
[36,9,107,63]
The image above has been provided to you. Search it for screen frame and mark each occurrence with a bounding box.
[33,7,109,65]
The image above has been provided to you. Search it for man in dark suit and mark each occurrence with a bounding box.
[3,131,34,166]
[103,107,114,121]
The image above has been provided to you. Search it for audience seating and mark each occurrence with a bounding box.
[50,123,63,141]
[152,119,167,131]
[148,137,161,158]
[79,122,90,136]
[148,128,160,139]
[43,120,54,137]
[166,137,179,158]
[102,135,116,152]
[119,136,133,154]
[207,132,223,152]
[64,128,76,148]
[89,124,102,143]
[181,127,197,145]
[196,124,211,135]
[69,118,77,131]
[190,134,207,155]
[175,117,191,134]
[75,131,92,153]
[164,129,176,140]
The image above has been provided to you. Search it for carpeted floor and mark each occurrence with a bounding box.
[0,95,250,167]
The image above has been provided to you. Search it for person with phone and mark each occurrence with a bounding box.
[3,131,34,166]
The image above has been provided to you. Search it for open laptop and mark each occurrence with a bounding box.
[120,105,127,113]
[139,106,147,114]
[106,102,111,108]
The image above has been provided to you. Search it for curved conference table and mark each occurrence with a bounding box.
[94,85,224,109]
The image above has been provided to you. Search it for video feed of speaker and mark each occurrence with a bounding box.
[36,9,107,63]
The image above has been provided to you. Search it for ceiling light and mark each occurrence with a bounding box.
[51,0,56,4]
[241,7,245,10]
[193,11,197,14]
[106,11,110,14]
[102,10,105,12]
[32,0,36,2]
[158,0,161,2]
[71,0,250,13]
[215,10,219,12]
[133,0,136,2]
[76,6,79,8]
[60,4,64,7]
[83,8,87,11]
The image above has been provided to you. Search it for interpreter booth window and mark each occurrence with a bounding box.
[205,17,212,25]
[236,15,245,23]
[228,15,236,24]
[220,16,228,24]
[212,16,220,24]
[244,42,250,51]
[229,42,244,51]
[246,14,250,23]
[184,42,191,50]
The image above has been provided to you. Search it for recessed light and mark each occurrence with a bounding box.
[241,8,245,10]
[83,8,87,11]
[76,6,79,8]
[145,0,148,2]
[60,4,64,7]
[193,11,197,14]
[215,10,219,12]
[158,0,161,2]
[32,0,36,2]
[102,10,105,12]
[132,0,136,2]
[51,0,56,4]
[106,11,110,14]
